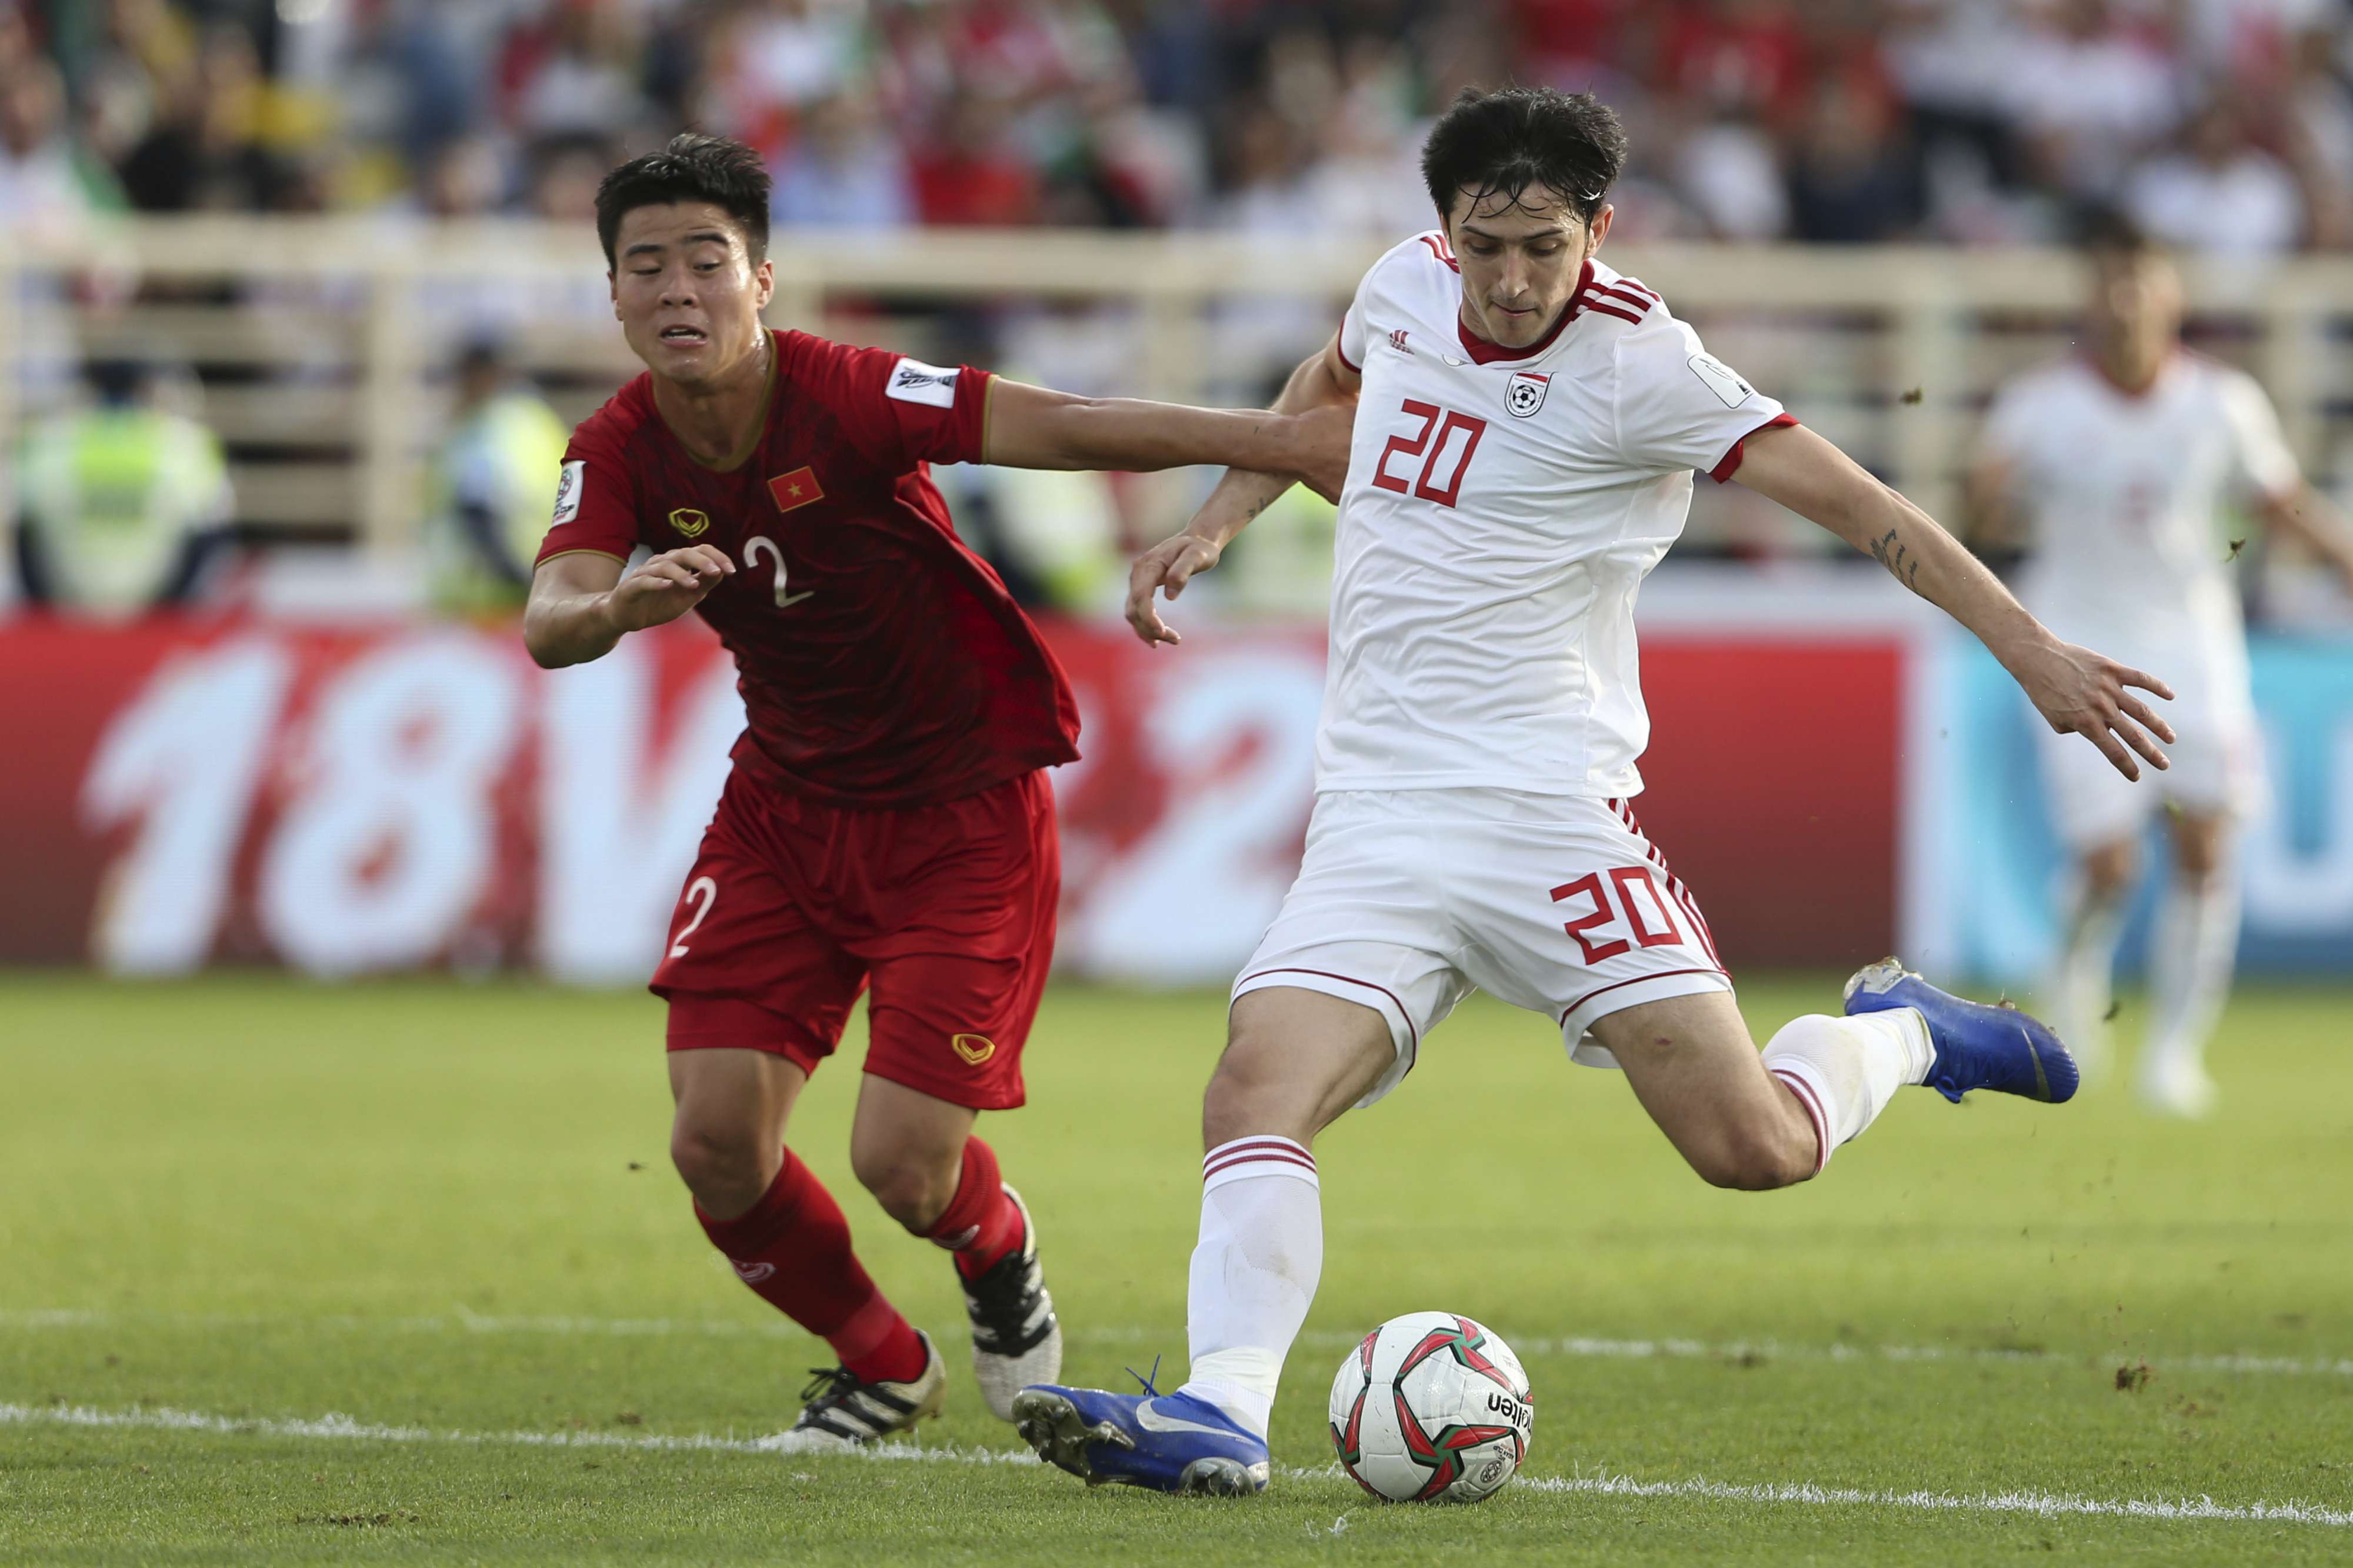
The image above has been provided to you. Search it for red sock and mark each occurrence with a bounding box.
[927,1136,1025,1282]
[696,1149,927,1384]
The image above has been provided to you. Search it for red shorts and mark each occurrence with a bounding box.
[652,768,1058,1110]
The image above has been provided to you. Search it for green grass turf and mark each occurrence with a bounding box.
[2,973,2349,1566]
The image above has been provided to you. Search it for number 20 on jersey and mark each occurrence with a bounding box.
[1372,400,1488,508]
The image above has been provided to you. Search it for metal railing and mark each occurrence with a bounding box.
[5,218,2349,554]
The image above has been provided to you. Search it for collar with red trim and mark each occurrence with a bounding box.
[1455,259,1593,366]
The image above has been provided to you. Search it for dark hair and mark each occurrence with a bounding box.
[1421,87,1628,228]
[594,134,771,269]
[2076,205,2165,260]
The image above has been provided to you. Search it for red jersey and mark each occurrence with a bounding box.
[538,331,1080,808]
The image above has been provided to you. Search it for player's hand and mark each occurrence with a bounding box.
[605,545,735,633]
[1125,532,1223,647]
[1284,403,1354,502]
[2011,636,2177,782]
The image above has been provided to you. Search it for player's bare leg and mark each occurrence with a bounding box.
[1601,969,2077,1188]
[851,1075,1062,1419]
[1590,992,1827,1189]
[668,1047,945,1444]
[1013,987,1387,1493]
[848,1075,974,1231]
[2049,837,2138,1080]
[2141,809,2236,1117]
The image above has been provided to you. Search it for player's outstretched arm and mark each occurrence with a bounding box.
[1126,335,1362,647]
[1734,422,2177,782]
[981,378,1350,499]
[2256,485,2353,590]
[523,546,734,669]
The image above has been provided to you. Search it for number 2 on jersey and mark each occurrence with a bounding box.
[1372,399,1487,508]
[743,536,815,609]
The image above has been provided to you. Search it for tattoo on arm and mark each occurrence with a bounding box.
[1869,527,1921,590]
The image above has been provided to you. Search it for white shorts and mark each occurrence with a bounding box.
[2035,709,2265,851]
[1231,789,1732,1107]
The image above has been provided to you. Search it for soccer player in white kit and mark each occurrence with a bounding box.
[1015,88,2178,1496]
[1970,213,2353,1117]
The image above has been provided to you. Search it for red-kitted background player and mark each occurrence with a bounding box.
[524,134,1342,1446]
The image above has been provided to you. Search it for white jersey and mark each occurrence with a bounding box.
[1319,231,1787,798]
[1979,353,2298,723]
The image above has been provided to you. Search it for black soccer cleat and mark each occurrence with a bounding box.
[961,1185,1062,1422]
[785,1330,946,1446]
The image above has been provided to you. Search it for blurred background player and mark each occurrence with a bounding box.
[525,135,1342,1447]
[422,338,571,616]
[1969,212,2353,1117]
[12,358,232,618]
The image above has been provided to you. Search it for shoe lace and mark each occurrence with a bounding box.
[1124,1354,1162,1398]
[798,1365,861,1406]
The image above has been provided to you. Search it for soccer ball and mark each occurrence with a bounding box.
[1326,1311,1533,1503]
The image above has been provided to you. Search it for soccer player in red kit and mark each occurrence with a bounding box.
[524,135,1341,1445]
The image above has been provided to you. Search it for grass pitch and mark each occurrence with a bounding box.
[2,973,2350,1565]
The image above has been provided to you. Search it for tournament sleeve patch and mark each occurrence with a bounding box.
[551,459,585,525]
[885,357,961,409]
[1687,353,1758,409]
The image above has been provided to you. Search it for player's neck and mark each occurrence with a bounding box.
[651,330,775,471]
[2089,340,2174,398]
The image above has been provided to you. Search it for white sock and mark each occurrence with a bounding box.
[2145,872,2239,1080]
[2050,869,2129,1070]
[1759,1010,1933,1175]
[1178,1136,1321,1438]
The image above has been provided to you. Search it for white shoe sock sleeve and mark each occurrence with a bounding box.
[1180,1136,1321,1437]
[2051,868,2130,1053]
[1759,1010,1931,1173]
[2147,872,2239,1076]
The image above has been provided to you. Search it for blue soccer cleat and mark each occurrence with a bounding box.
[1011,1381,1269,1495]
[1844,957,2078,1105]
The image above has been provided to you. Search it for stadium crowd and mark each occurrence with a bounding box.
[2,0,2351,252]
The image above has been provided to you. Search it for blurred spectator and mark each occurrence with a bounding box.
[911,89,1039,225]
[772,89,915,229]
[1787,76,1924,242]
[1295,36,1427,238]
[116,22,276,211]
[504,0,650,146]
[0,54,100,226]
[13,359,234,619]
[2281,24,2353,248]
[2124,94,2305,256]
[2,49,114,410]
[1884,0,2032,241]
[527,132,614,223]
[1673,108,1789,239]
[1204,97,1313,234]
[2000,0,2181,202]
[422,341,571,616]
[1658,0,1808,125]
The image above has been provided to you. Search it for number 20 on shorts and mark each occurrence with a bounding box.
[1551,866,1687,963]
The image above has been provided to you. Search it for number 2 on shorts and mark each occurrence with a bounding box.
[668,875,719,959]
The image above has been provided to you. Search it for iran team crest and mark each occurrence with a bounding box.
[1506,371,1549,418]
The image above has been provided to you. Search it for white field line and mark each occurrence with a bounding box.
[4,1400,2349,1530]
[7,1307,2351,1382]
